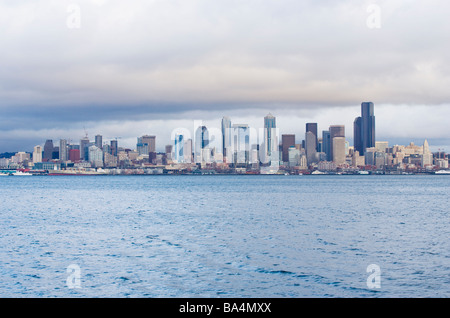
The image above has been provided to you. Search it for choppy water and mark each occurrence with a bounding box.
[0,175,449,298]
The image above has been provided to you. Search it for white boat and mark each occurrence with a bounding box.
[12,171,32,176]
[435,170,450,175]
[358,171,369,175]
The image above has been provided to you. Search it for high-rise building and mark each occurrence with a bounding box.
[69,149,80,162]
[137,135,156,156]
[322,131,331,161]
[222,117,232,162]
[195,126,209,163]
[174,134,184,163]
[59,139,68,162]
[33,145,43,163]
[184,139,193,163]
[422,139,433,167]
[353,116,363,155]
[264,113,277,161]
[95,135,103,150]
[80,137,90,161]
[110,139,118,157]
[305,131,317,165]
[306,123,318,151]
[329,125,345,161]
[282,134,295,163]
[332,136,346,165]
[361,102,375,155]
[232,124,250,165]
[43,139,54,162]
[88,145,103,167]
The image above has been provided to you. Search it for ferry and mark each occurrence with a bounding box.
[435,170,450,175]
[11,171,32,176]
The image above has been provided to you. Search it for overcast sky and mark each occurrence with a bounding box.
[1,0,449,152]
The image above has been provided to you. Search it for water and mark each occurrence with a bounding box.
[0,175,449,298]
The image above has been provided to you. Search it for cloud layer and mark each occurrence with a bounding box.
[0,0,449,151]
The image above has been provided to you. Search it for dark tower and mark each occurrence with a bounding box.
[361,102,375,155]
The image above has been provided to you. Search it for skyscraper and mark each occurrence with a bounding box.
[306,123,318,151]
[195,126,209,163]
[361,102,375,155]
[95,135,103,150]
[59,139,68,162]
[305,131,317,165]
[264,113,276,160]
[110,139,118,157]
[329,125,345,161]
[222,116,232,162]
[332,137,346,165]
[322,131,331,161]
[43,139,54,162]
[33,145,43,163]
[174,134,184,163]
[353,116,363,155]
[232,124,250,165]
[282,134,295,163]
[80,136,90,161]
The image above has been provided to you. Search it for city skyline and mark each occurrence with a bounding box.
[2,102,449,176]
[1,103,449,154]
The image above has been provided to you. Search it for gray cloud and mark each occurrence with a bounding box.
[0,0,449,151]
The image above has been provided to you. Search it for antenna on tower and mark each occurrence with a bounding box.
[83,126,88,138]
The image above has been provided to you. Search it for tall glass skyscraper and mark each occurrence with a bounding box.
[174,134,184,163]
[264,113,276,159]
[306,123,318,151]
[221,116,232,162]
[354,102,375,155]
[361,102,375,154]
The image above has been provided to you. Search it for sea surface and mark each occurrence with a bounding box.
[0,175,449,298]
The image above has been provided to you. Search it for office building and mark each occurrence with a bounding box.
[174,134,184,163]
[305,130,317,165]
[33,145,43,163]
[195,126,209,163]
[80,137,90,161]
[332,136,346,165]
[358,102,376,155]
[43,139,54,162]
[95,135,103,150]
[329,125,345,162]
[306,123,318,151]
[232,124,250,165]
[59,139,68,162]
[322,131,331,161]
[264,113,277,160]
[281,134,295,164]
[222,117,232,162]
